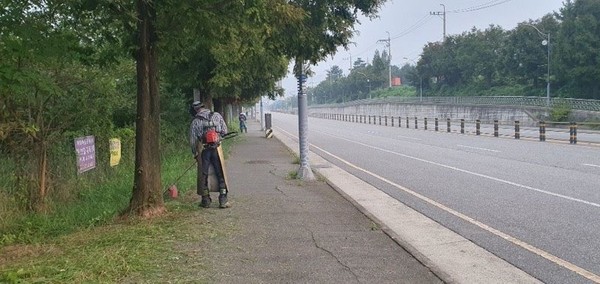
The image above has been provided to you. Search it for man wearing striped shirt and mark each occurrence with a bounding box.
[189,101,230,208]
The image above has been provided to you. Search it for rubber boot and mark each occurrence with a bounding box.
[200,189,211,208]
[218,188,230,208]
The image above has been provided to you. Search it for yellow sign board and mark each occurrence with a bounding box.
[109,138,121,167]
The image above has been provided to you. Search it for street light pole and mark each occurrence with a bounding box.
[524,24,551,107]
[546,33,550,107]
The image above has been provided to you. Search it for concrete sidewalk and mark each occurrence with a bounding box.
[205,119,442,283]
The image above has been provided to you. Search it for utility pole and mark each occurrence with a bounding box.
[343,52,353,72]
[377,31,392,88]
[260,96,264,131]
[296,72,315,181]
[430,4,446,41]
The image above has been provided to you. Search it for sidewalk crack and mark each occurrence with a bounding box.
[310,230,360,283]
[274,186,287,196]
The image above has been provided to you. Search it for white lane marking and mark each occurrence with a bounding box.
[583,164,600,168]
[457,145,500,153]
[319,131,600,209]
[397,135,422,141]
[365,131,421,141]
[275,127,600,282]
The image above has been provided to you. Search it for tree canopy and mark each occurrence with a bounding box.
[0,0,387,216]
[306,0,600,103]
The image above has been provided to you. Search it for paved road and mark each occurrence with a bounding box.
[271,112,600,284]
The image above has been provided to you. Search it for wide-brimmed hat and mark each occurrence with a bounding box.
[192,101,204,108]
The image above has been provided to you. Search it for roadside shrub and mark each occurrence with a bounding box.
[550,103,571,122]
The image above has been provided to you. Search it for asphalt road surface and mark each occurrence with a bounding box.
[271,112,600,284]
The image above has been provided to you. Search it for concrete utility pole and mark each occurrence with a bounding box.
[377,31,392,88]
[296,73,315,181]
[260,96,264,131]
[430,4,446,41]
[343,52,353,72]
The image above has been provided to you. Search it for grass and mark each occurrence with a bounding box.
[0,201,227,283]
[0,130,241,283]
[287,170,299,180]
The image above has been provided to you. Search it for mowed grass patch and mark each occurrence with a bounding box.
[0,201,233,283]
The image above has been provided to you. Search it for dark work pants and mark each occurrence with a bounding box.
[196,147,227,196]
[239,120,247,132]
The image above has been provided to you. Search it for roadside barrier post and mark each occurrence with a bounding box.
[379,116,382,125]
[460,119,465,134]
[424,118,428,130]
[447,118,451,132]
[539,121,546,141]
[476,120,481,135]
[515,121,520,139]
[494,120,499,137]
[415,117,418,129]
[574,122,578,144]
[406,117,409,128]
[570,122,578,144]
[435,118,439,131]
[391,116,394,127]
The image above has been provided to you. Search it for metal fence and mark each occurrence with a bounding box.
[311,113,600,145]
[313,96,600,112]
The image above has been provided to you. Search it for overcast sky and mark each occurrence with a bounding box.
[280,0,566,96]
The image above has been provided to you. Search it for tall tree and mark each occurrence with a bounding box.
[123,0,163,216]
[327,65,345,81]
[555,0,600,99]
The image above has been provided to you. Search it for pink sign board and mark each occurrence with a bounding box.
[75,136,96,174]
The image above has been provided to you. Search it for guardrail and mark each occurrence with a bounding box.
[312,113,600,145]
[311,96,600,112]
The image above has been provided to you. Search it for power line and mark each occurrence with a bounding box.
[448,0,513,13]
[391,14,434,40]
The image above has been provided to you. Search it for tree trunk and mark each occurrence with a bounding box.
[31,139,49,212]
[123,0,164,218]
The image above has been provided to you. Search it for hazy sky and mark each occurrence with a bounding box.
[280,0,566,95]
